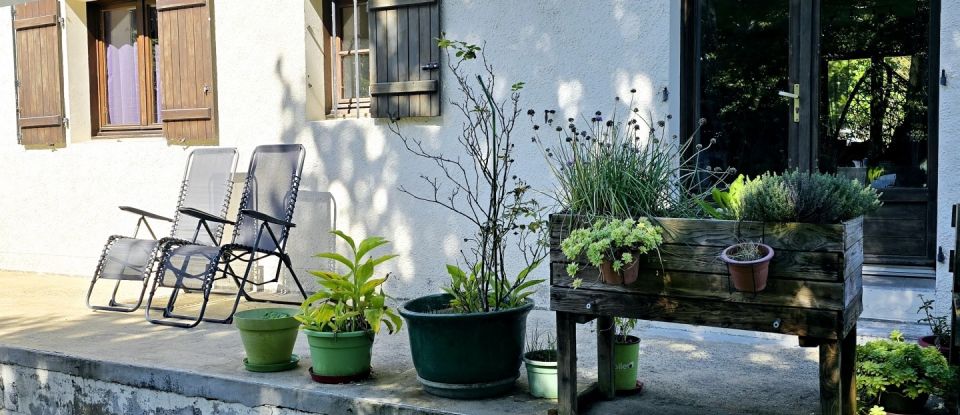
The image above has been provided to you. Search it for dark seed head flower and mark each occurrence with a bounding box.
[531,137,537,142]
[568,118,574,122]
[555,126,563,132]
[666,114,673,120]
[527,109,535,116]
[565,137,572,142]
[657,120,665,127]
[615,96,620,101]
[605,120,614,127]
[630,88,637,93]
[533,125,540,130]
[595,111,602,116]
[512,175,517,180]
[633,108,639,113]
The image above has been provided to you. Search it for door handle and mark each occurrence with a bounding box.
[778,84,800,123]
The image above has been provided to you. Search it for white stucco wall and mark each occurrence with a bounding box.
[936,1,960,316]
[0,0,674,303]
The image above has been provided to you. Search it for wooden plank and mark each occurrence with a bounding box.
[388,8,399,116]
[841,326,857,415]
[549,287,842,338]
[551,243,845,282]
[427,0,439,115]
[842,217,863,251]
[368,8,379,116]
[557,312,578,415]
[553,265,846,311]
[819,339,841,415]
[863,219,925,237]
[841,291,862,338]
[18,115,61,128]
[157,0,206,11]
[396,5,409,117]
[13,14,56,31]
[877,188,929,203]
[370,80,438,95]
[369,0,435,11]
[160,108,211,121]
[408,5,420,116]
[596,315,615,400]
[864,237,926,257]
[866,203,927,219]
[842,239,863,282]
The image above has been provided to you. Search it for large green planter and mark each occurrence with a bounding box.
[303,328,374,383]
[523,350,558,399]
[400,294,534,399]
[614,335,640,391]
[234,307,300,372]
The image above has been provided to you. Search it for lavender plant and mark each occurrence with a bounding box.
[389,39,545,313]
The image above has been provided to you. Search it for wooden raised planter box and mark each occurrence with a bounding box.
[549,214,864,415]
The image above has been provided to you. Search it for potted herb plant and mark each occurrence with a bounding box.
[295,231,402,384]
[857,331,955,414]
[916,295,951,357]
[613,317,642,392]
[391,39,547,399]
[234,307,301,372]
[560,218,663,286]
[523,326,558,399]
[719,241,774,293]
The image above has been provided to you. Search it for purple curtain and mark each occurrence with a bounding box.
[105,8,140,125]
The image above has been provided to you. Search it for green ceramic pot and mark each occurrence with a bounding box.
[400,294,534,399]
[234,307,300,367]
[614,335,640,391]
[523,350,558,399]
[303,329,374,383]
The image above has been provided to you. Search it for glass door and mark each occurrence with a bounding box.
[818,0,937,265]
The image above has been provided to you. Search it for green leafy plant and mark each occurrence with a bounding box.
[856,331,955,406]
[739,170,881,224]
[615,317,639,343]
[917,294,950,347]
[390,38,547,313]
[560,218,663,287]
[296,231,403,335]
[531,96,734,220]
[699,174,746,220]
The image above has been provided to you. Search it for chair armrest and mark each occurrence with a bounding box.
[119,206,173,222]
[179,207,235,225]
[241,209,296,228]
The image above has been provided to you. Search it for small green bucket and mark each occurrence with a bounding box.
[523,350,558,399]
[614,336,640,391]
[234,308,300,370]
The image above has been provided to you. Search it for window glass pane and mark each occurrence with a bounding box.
[340,2,369,51]
[341,52,370,100]
[147,4,161,123]
[819,0,931,188]
[104,7,141,125]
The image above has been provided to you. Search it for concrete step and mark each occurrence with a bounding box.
[860,272,936,323]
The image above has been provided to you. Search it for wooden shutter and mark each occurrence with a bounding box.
[368,0,440,118]
[157,0,217,146]
[12,0,65,149]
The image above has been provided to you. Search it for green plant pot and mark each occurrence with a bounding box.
[614,335,640,391]
[523,350,558,399]
[233,307,300,368]
[302,328,374,383]
[400,294,534,399]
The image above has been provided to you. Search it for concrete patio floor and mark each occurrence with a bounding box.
[0,271,945,414]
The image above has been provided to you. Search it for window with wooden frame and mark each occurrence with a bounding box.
[318,0,441,119]
[88,0,161,137]
[331,0,370,116]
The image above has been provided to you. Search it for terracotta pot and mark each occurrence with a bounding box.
[720,243,774,293]
[918,335,951,358]
[600,258,640,285]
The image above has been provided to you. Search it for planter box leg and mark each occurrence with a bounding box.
[557,311,578,415]
[818,325,857,415]
[597,315,615,400]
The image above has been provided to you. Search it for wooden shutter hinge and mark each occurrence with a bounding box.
[420,62,440,71]
[16,130,22,145]
[62,117,69,128]
[58,17,65,27]
[15,80,20,88]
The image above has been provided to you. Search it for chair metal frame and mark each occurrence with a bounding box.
[86,148,238,312]
[145,144,309,328]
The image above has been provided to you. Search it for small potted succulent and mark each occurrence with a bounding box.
[719,241,774,293]
[916,295,951,357]
[613,317,642,392]
[234,307,301,372]
[296,231,402,384]
[523,326,558,399]
[560,218,663,286]
[856,331,956,414]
